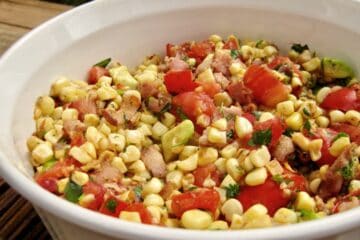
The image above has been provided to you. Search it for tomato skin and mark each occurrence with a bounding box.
[172,91,216,122]
[283,169,308,192]
[313,128,338,166]
[320,88,359,111]
[200,82,221,97]
[124,203,153,224]
[171,188,220,218]
[70,133,86,147]
[193,164,221,187]
[187,41,214,64]
[69,99,97,120]
[37,177,58,193]
[331,123,360,144]
[82,182,105,210]
[223,36,239,50]
[166,43,176,57]
[268,56,302,80]
[164,70,198,94]
[242,113,256,124]
[88,66,109,84]
[253,118,285,147]
[99,197,128,217]
[244,64,290,107]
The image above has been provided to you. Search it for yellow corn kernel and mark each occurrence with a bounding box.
[214,92,233,107]
[244,214,272,229]
[235,116,253,139]
[212,118,227,131]
[286,112,303,131]
[111,157,127,174]
[264,45,278,57]
[349,180,360,193]
[197,68,215,83]
[243,204,268,221]
[98,137,110,151]
[181,209,212,229]
[245,167,267,186]
[50,77,71,97]
[71,171,89,186]
[230,214,245,229]
[44,127,64,145]
[36,96,55,116]
[69,146,92,164]
[57,177,69,194]
[292,132,310,151]
[298,50,312,63]
[208,220,229,230]
[59,86,87,103]
[209,34,222,43]
[249,146,271,168]
[31,143,54,165]
[142,177,163,196]
[125,129,144,145]
[36,117,54,137]
[198,147,218,166]
[98,122,111,136]
[294,191,316,211]
[143,194,164,207]
[214,187,227,203]
[226,158,242,181]
[162,112,176,128]
[146,206,162,224]
[345,110,360,126]
[319,165,329,180]
[229,62,243,75]
[220,174,237,188]
[138,123,152,136]
[291,76,302,88]
[329,110,345,123]
[182,173,195,189]
[207,127,227,144]
[265,160,284,176]
[240,45,254,60]
[196,114,211,128]
[276,100,295,116]
[316,87,331,103]
[152,121,169,140]
[109,66,138,89]
[309,178,321,193]
[329,136,351,157]
[309,139,323,161]
[259,112,274,122]
[140,112,158,125]
[129,160,146,173]
[316,116,330,128]
[177,154,198,172]
[108,133,126,152]
[164,218,180,228]
[51,107,63,120]
[84,114,100,127]
[221,199,243,222]
[85,126,102,146]
[166,170,183,189]
[80,142,96,159]
[214,157,227,174]
[179,146,198,160]
[97,75,112,86]
[273,208,297,224]
[302,57,321,72]
[242,156,254,172]
[220,142,238,159]
[119,211,142,223]
[79,194,95,207]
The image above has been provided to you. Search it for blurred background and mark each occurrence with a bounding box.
[46,0,91,6]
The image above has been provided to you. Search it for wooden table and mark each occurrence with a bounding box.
[0,1,71,239]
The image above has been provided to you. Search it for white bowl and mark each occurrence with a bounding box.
[1,0,360,239]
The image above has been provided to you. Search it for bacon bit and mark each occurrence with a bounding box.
[272,136,295,162]
[160,182,176,200]
[168,57,189,71]
[227,81,254,105]
[211,50,232,76]
[147,93,171,113]
[195,55,214,75]
[63,119,86,139]
[139,81,160,98]
[69,98,97,120]
[214,72,230,89]
[141,145,166,178]
[91,162,122,185]
[332,189,360,213]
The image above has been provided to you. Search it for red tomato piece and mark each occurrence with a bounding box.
[200,82,221,97]
[320,88,359,112]
[268,56,303,80]
[171,188,220,218]
[88,66,109,84]
[244,64,290,107]
[172,91,216,122]
[124,203,153,224]
[193,164,221,187]
[331,123,360,144]
[69,99,97,120]
[37,177,58,193]
[283,169,308,192]
[70,133,86,147]
[82,182,105,210]
[164,70,198,94]
[253,118,285,147]
[99,197,128,217]
[312,128,338,166]
[166,43,176,57]
[242,113,256,124]
[223,36,239,50]
[187,41,214,64]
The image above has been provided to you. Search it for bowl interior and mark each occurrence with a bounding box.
[1,0,360,239]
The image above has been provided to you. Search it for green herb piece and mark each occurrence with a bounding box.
[332,132,349,143]
[226,129,234,139]
[335,78,352,87]
[230,49,239,59]
[133,186,143,199]
[106,199,118,213]
[160,103,172,114]
[94,57,111,68]
[252,111,262,120]
[304,119,312,132]
[176,107,188,120]
[64,181,83,203]
[255,40,264,48]
[225,184,240,198]
[117,89,125,95]
[283,128,294,137]
[188,186,198,191]
[303,108,311,117]
[291,43,309,53]
[299,209,318,221]
[272,174,292,184]
[340,159,354,180]
[42,158,57,171]
[248,129,272,147]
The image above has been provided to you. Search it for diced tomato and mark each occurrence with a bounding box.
[242,113,256,124]
[164,70,198,94]
[82,182,105,210]
[166,43,176,57]
[88,66,109,84]
[172,91,216,122]
[193,164,221,187]
[37,177,58,193]
[171,188,220,218]
[268,56,302,80]
[200,82,221,97]
[320,88,359,112]
[223,36,239,50]
[70,133,86,147]
[244,64,290,107]
[312,128,338,166]
[253,118,285,147]
[331,123,360,144]
[124,203,153,224]
[99,197,128,217]
[187,41,214,64]
[69,99,97,120]
[282,169,308,192]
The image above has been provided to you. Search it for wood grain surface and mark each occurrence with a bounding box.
[0,1,71,239]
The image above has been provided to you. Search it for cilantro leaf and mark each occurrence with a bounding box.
[94,57,111,68]
[304,119,312,133]
[160,103,172,114]
[283,128,294,137]
[106,199,118,213]
[332,132,349,143]
[303,108,311,117]
[291,43,309,53]
[188,186,198,191]
[226,129,234,139]
[299,209,318,221]
[224,184,240,198]
[176,107,188,120]
[248,129,272,146]
[272,174,285,184]
[64,181,83,203]
[252,111,262,120]
[133,186,143,199]
[340,159,354,180]
[255,40,264,48]
[230,49,239,59]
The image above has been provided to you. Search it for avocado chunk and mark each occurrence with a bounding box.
[161,120,194,161]
[322,57,354,79]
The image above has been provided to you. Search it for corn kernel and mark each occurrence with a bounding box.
[214,157,227,174]
[349,180,360,193]
[277,100,295,116]
[286,112,303,130]
[69,146,92,164]
[181,209,212,229]
[245,167,267,186]
[143,194,164,207]
[84,114,100,127]
[329,110,345,123]
[235,116,253,139]
[265,160,284,176]
[292,132,310,151]
[309,139,323,161]
[125,129,144,145]
[309,178,321,193]
[208,220,229,230]
[229,62,243,75]
[71,171,89,186]
[164,218,180,228]
[166,170,183,189]
[57,178,69,193]
[141,113,158,124]
[196,114,211,128]
[198,147,218,166]
[108,133,126,152]
[177,154,198,172]
[264,45,278,57]
[243,204,268,221]
[111,157,127,174]
[207,127,227,144]
[220,143,238,159]
[221,199,243,222]
[329,136,350,157]
[316,116,330,128]
[220,174,237,188]
[142,177,163,195]
[32,143,54,165]
[197,68,215,83]
[345,110,360,126]
[119,211,141,223]
[162,112,176,128]
[79,194,95,207]
[230,214,245,229]
[36,96,55,116]
[259,112,274,122]
[249,146,271,168]
[212,118,227,131]
[209,34,222,43]
[273,208,297,224]
[152,121,169,139]
[302,57,321,72]
[316,87,331,103]
[294,191,316,211]
[226,158,242,181]
[146,206,162,224]
[214,92,233,107]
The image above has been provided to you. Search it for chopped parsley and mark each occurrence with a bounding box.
[332,132,349,143]
[252,111,262,120]
[188,186,198,191]
[133,186,143,199]
[226,129,235,139]
[176,107,188,120]
[225,184,240,198]
[283,128,294,137]
[230,49,240,59]
[302,108,311,117]
[304,119,312,133]
[291,43,309,53]
[94,57,111,68]
[340,159,354,180]
[299,209,318,221]
[160,103,172,114]
[106,199,118,212]
[255,40,264,48]
[248,129,272,147]
[64,181,83,203]
[117,89,125,95]
[272,174,292,184]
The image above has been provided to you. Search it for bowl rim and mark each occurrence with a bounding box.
[1,0,360,239]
